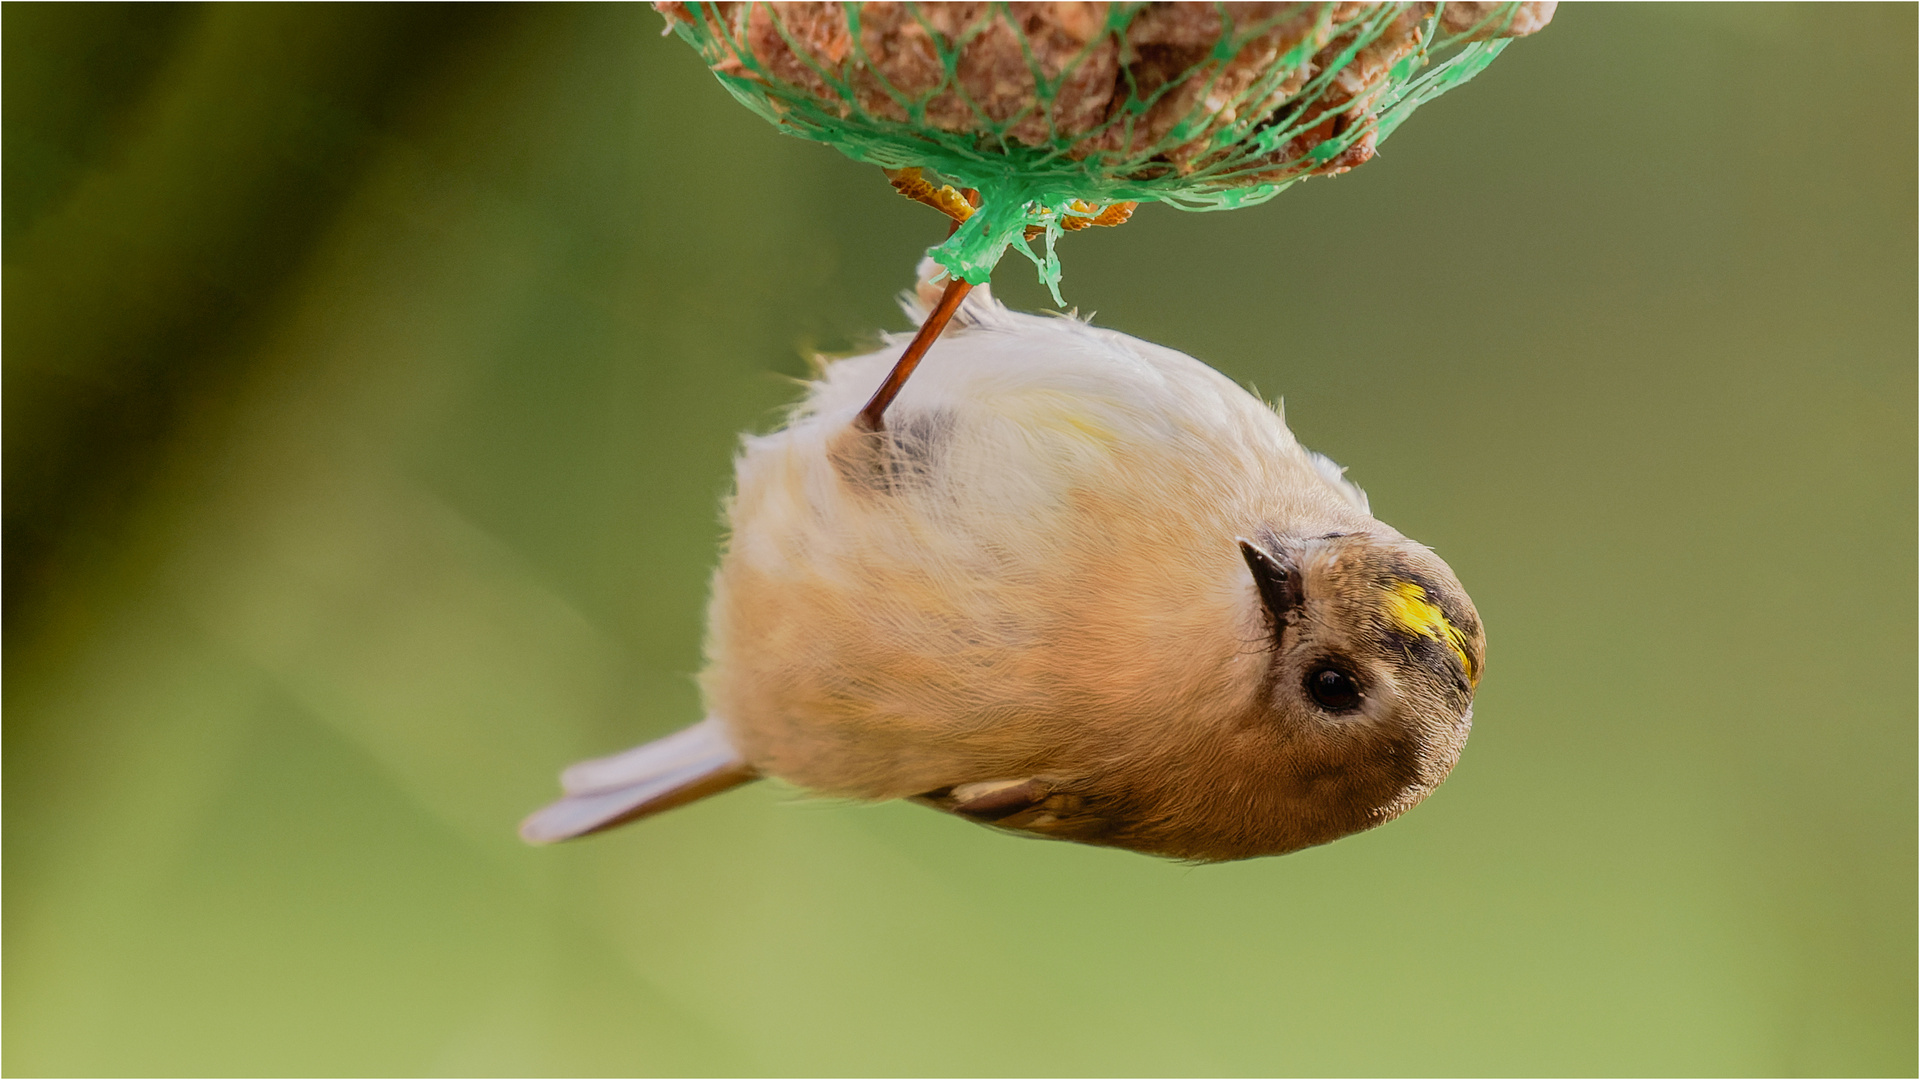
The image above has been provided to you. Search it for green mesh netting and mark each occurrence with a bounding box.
[659,2,1547,300]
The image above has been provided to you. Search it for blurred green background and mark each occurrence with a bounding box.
[5,3,1913,1075]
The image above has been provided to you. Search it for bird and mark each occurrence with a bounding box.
[521,262,1483,862]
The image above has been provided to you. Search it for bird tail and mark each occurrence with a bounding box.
[519,717,758,844]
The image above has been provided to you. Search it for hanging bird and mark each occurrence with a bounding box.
[522,263,1482,862]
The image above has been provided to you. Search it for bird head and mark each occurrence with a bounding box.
[931,527,1484,863]
[1163,528,1482,859]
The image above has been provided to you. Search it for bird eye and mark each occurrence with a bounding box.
[1306,666,1363,712]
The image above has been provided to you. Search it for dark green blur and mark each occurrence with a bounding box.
[5,4,1913,1074]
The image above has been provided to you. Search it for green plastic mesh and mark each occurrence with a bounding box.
[657,2,1551,299]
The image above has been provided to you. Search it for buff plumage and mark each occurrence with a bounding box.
[524,270,1482,862]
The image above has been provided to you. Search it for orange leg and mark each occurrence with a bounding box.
[859,171,1135,431]
[854,273,973,433]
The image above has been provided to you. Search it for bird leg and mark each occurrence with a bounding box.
[857,169,1136,432]
[1025,198,1138,240]
[858,168,983,433]
[854,273,972,433]
[884,166,978,226]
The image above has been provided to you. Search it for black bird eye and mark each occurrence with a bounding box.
[1306,666,1363,712]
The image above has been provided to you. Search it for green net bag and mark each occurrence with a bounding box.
[656,2,1553,299]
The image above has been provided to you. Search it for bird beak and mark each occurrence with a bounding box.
[1237,537,1302,628]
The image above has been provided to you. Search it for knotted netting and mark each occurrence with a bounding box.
[656,2,1553,299]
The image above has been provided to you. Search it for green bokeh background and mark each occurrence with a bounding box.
[5,4,1913,1075]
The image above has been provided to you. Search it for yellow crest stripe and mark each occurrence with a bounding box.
[1383,581,1477,686]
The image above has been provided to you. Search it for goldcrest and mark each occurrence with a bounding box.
[522,266,1484,862]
